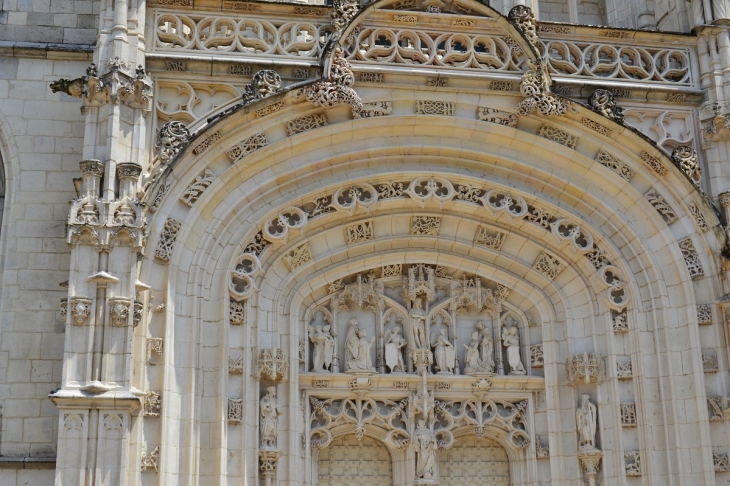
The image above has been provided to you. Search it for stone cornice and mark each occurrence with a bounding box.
[0,41,94,60]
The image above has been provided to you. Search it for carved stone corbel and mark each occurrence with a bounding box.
[50,60,153,115]
[671,145,702,188]
[259,450,283,486]
[69,297,93,325]
[109,298,132,326]
[155,121,191,163]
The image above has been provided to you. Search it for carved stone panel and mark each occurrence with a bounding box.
[155,218,182,262]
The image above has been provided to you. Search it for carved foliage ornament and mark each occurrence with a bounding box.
[507,6,541,54]
[671,145,702,188]
[306,50,362,113]
[331,0,360,31]
[155,121,191,163]
[566,352,601,385]
[435,398,530,449]
[518,61,567,118]
[242,70,283,104]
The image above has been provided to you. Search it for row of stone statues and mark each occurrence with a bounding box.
[309,317,526,375]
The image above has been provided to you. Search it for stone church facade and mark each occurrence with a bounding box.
[1,0,730,484]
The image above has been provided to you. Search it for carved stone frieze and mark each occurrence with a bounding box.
[415,100,454,116]
[155,218,182,262]
[180,169,216,207]
[533,251,565,280]
[354,101,393,118]
[620,403,637,426]
[473,226,506,250]
[283,243,313,271]
[678,237,704,279]
[624,451,642,476]
[147,338,163,364]
[285,113,328,136]
[714,452,730,472]
[536,436,550,458]
[228,398,244,424]
[645,188,678,225]
[638,151,668,175]
[141,446,159,473]
[410,216,441,236]
[566,352,601,385]
[530,344,544,368]
[617,358,633,379]
[477,107,517,127]
[595,150,634,181]
[230,299,246,325]
[538,124,578,149]
[229,355,244,374]
[703,350,719,373]
[698,304,712,325]
[345,221,375,244]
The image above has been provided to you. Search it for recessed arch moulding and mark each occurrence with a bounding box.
[136,87,725,482]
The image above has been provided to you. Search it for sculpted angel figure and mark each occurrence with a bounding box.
[576,394,597,451]
[432,328,454,374]
[384,325,407,373]
[347,327,376,372]
[260,386,282,449]
[414,420,437,481]
[309,324,334,372]
[410,297,428,349]
[502,324,526,375]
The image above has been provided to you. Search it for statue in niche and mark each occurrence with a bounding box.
[410,297,428,349]
[432,328,455,374]
[309,324,334,372]
[260,386,282,449]
[345,317,375,372]
[502,323,526,375]
[344,318,360,367]
[464,323,494,375]
[414,420,438,482]
[384,326,407,373]
[576,394,598,451]
[477,321,494,372]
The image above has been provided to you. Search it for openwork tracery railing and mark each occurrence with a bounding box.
[544,40,693,86]
[153,11,329,59]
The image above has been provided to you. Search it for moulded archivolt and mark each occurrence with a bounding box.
[550,218,593,253]
[229,252,261,300]
[262,207,308,243]
[480,189,528,219]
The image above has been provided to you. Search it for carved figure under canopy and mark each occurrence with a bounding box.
[346,327,376,372]
[502,324,526,375]
[260,386,282,449]
[414,420,438,482]
[309,324,335,372]
[576,394,598,451]
[344,317,359,367]
[464,327,493,374]
[384,325,407,373]
[410,297,428,349]
[478,321,495,372]
[432,328,455,374]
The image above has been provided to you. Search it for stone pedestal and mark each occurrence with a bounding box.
[577,449,603,486]
[259,449,283,486]
[412,349,433,374]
